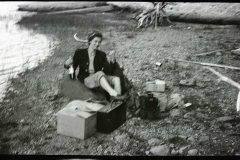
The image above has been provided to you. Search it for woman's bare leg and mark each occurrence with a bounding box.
[99,76,118,97]
[112,77,121,95]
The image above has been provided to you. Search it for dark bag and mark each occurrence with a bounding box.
[139,93,158,112]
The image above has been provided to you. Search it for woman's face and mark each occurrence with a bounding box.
[89,37,102,50]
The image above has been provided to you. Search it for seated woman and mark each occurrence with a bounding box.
[64,30,127,101]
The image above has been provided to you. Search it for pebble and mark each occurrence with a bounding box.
[199,136,209,144]
[187,136,195,142]
[178,135,187,140]
[188,149,198,156]
[171,149,178,155]
[196,112,205,119]
[150,145,170,156]
[179,145,190,155]
[145,151,150,155]
[148,138,161,146]
[4,99,10,103]
[170,109,181,117]
[196,108,201,111]
[169,144,174,148]
[186,128,193,134]
[46,111,52,115]
[183,113,191,119]
[216,116,234,122]
[97,145,102,152]
[115,134,130,143]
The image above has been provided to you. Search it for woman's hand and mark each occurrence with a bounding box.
[65,55,73,66]
[108,50,116,63]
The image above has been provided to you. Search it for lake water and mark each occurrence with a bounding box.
[0,2,59,101]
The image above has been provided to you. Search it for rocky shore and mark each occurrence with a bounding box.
[0,2,240,156]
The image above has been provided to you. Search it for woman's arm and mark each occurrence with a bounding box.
[72,49,80,78]
[64,56,73,69]
[103,51,116,75]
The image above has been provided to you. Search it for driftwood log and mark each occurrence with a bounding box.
[205,67,240,112]
[165,3,240,25]
[193,49,232,57]
[206,67,240,90]
[166,58,240,71]
[45,6,114,15]
[17,2,108,12]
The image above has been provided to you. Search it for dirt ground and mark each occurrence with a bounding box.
[1,5,240,157]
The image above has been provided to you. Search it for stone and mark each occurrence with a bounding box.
[169,144,174,148]
[199,136,209,144]
[186,128,193,134]
[183,113,191,119]
[196,112,205,119]
[171,149,178,155]
[115,134,130,143]
[216,116,234,122]
[179,78,196,86]
[145,151,150,155]
[170,109,181,117]
[97,145,103,152]
[188,149,198,156]
[178,135,187,140]
[187,136,195,142]
[148,138,161,146]
[231,48,240,56]
[179,145,190,155]
[150,145,170,156]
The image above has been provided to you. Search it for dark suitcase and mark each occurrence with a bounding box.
[139,93,158,111]
[97,101,126,134]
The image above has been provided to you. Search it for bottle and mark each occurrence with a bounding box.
[69,64,74,80]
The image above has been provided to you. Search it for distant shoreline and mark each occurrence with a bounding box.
[17,2,240,25]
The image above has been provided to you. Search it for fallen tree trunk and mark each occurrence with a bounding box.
[193,49,232,57]
[18,2,107,12]
[44,6,114,15]
[165,3,240,25]
[166,58,240,71]
[205,67,240,112]
[206,67,240,90]
[107,2,155,11]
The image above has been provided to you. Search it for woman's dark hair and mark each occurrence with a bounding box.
[88,31,103,45]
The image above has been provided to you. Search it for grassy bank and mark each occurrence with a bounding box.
[1,9,240,155]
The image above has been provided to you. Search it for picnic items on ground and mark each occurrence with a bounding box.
[57,99,126,139]
[97,101,126,134]
[146,79,165,92]
[57,100,106,139]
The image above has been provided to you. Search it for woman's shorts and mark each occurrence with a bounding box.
[84,71,116,89]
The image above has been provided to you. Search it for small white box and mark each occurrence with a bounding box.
[57,100,105,140]
[146,79,165,92]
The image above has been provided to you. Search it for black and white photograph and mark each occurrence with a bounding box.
[0,1,240,157]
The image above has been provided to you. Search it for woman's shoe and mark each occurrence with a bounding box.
[110,94,128,101]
